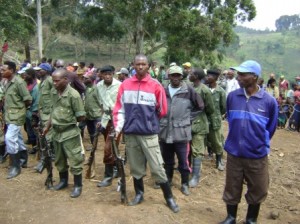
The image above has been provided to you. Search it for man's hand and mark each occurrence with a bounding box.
[96,122,106,134]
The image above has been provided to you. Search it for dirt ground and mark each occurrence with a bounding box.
[0,123,300,224]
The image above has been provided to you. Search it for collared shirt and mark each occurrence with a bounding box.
[226,78,240,96]
[84,85,102,120]
[51,84,85,142]
[4,75,32,125]
[97,78,121,128]
[38,76,54,121]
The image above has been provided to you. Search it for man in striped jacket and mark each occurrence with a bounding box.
[113,54,179,213]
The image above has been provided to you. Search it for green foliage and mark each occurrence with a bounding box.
[276,14,300,32]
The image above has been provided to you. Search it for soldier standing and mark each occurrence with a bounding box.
[2,61,32,179]
[43,68,86,198]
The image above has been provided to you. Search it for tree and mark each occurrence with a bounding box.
[97,0,256,65]
[276,14,300,32]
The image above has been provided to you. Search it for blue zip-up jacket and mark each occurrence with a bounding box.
[224,88,278,159]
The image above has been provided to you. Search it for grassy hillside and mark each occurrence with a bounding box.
[224,30,300,82]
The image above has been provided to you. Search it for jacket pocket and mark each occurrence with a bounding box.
[8,108,24,121]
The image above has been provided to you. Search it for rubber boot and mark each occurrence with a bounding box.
[0,144,6,164]
[7,153,21,179]
[216,154,225,171]
[207,146,213,160]
[189,158,202,188]
[219,204,238,224]
[19,150,28,168]
[180,173,190,196]
[160,182,180,213]
[70,174,82,198]
[97,164,113,187]
[164,164,174,186]
[128,178,144,206]
[53,171,69,190]
[245,204,260,224]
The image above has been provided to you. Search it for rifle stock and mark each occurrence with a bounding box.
[110,131,128,205]
[35,122,54,189]
[85,131,100,179]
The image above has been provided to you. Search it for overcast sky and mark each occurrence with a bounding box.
[238,0,300,30]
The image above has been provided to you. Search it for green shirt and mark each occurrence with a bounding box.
[208,85,226,131]
[192,83,215,134]
[84,85,102,120]
[4,75,32,126]
[38,76,54,122]
[51,84,86,142]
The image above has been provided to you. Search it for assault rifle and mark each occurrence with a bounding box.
[85,131,100,179]
[35,122,54,189]
[109,130,128,204]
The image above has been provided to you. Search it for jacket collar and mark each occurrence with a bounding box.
[132,73,151,82]
[237,86,263,98]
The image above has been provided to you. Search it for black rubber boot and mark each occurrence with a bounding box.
[219,204,238,224]
[180,173,190,196]
[128,178,144,206]
[245,204,260,224]
[97,164,113,187]
[189,158,202,188]
[164,165,174,186]
[53,171,69,190]
[216,154,225,171]
[0,144,7,164]
[19,150,28,168]
[70,174,82,198]
[160,181,180,213]
[7,153,21,179]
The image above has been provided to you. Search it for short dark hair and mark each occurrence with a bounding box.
[4,61,16,73]
[79,62,85,67]
[25,68,36,79]
[193,68,205,80]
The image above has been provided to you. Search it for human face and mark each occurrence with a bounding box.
[102,71,113,85]
[1,64,13,80]
[206,74,216,84]
[37,69,47,79]
[134,57,149,77]
[189,73,197,82]
[169,73,182,87]
[237,72,257,88]
[83,76,92,86]
[52,73,68,92]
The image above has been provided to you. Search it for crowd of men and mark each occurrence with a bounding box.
[3,53,300,223]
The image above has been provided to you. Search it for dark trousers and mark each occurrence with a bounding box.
[160,141,191,175]
[86,119,101,143]
[25,118,36,145]
[223,153,269,205]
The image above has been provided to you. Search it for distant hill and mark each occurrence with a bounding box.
[222,27,300,82]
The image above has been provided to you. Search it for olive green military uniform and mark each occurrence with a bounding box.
[51,84,86,175]
[84,85,102,121]
[0,81,5,146]
[191,84,215,158]
[207,85,226,156]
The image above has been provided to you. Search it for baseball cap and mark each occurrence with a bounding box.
[170,62,177,67]
[34,63,52,72]
[230,60,261,77]
[168,65,183,75]
[73,62,79,67]
[182,62,192,68]
[119,67,129,75]
[17,67,27,74]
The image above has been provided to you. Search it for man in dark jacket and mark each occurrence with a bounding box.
[159,65,204,196]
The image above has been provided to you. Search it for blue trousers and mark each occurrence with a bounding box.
[5,124,27,154]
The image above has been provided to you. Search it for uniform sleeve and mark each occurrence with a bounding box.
[204,90,215,116]
[17,80,32,102]
[71,93,86,118]
[190,87,204,120]
[220,89,227,115]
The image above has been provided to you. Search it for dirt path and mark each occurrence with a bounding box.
[0,125,299,224]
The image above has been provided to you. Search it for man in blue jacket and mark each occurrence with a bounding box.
[220,60,278,224]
